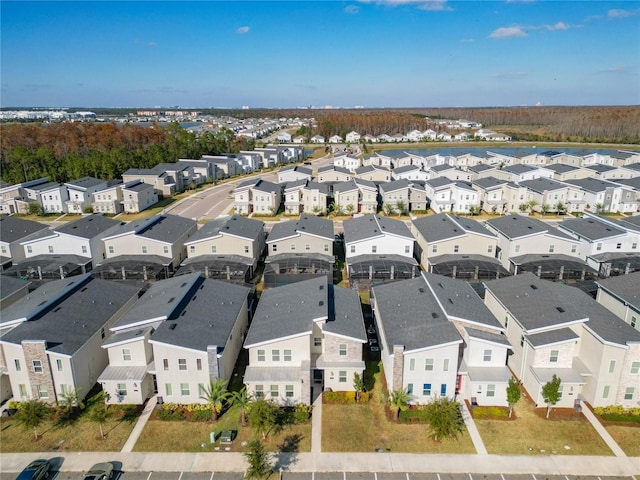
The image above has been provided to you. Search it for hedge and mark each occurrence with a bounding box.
[324,391,370,404]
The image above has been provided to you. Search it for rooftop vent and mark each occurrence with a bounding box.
[319,300,324,306]
[530,285,538,290]
[418,287,425,293]
[169,323,177,330]
[556,307,566,313]
[431,312,439,319]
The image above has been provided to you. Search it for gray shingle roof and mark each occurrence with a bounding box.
[466,327,511,346]
[1,277,140,355]
[430,164,453,172]
[393,165,421,174]
[56,214,123,239]
[150,278,251,353]
[502,164,538,174]
[473,177,507,189]
[323,286,366,342]
[253,180,282,194]
[586,164,616,173]
[303,181,328,194]
[519,178,566,194]
[319,165,351,175]
[565,177,620,193]
[526,327,579,347]
[468,164,495,173]
[0,276,30,303]
[558,217,626,241]
[379,179,410,193]
[595,271,640,309]
[186,215,264,243]
[333,179,358,193]
[102,326,152,348]
[0,216,49,244]
[486,215,573,241]
[372,276,462,351]
[545,163,579,174]
[65,176,105,189]
[343,215,414,243]
[484,272,640,345]
[267,215,334,243]
[412,213,495,243]
[103,214,196,243]
[123,181,153,193]
[425,177,455,189]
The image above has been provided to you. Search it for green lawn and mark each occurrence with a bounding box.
[605,425,640,456]
[322,362,475,453]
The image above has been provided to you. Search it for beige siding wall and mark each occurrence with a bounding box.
[269,233,332,256]
[188,233,262,261]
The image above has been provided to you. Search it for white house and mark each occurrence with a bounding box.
[65,177,108,214]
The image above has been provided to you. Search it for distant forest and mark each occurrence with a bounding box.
[0,122,253,184]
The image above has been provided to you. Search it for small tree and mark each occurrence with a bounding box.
[199,378,231,422]
[506,378,521,418]
[88,402,108,439]
[527,199,538,215]
[383,203,395,216]
[518,203,528,213]
[15,400,49,440]
[388,388,410,421]
[353,372,365,403]
[27,202,43,216]
[542,374,562,419]
[541,203,551,216]
[332,203,344,217]
[423,397,465,441]
[555,201,566,215]
[231,387,252,426]
[247,398,280,440]
[345,204,355,216]
[244,439,272,479]
[595,203,604,214]
[395,201,406,216]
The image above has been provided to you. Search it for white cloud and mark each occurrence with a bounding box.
[608,9,636,19]
[235,26,250,34]
[546,21,569,30]
[345,4,360,14]
[489,26,527,38]
[460,38,475,43]
[359,0,452,11]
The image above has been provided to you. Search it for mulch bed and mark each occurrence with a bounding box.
[533,407,585,421]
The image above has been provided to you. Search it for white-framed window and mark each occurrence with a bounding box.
[571,245,577,253]
[56,359,63,371]
[270,385,278,398]
[423,384,432,396]
[290,244,296,251]
[32,360,43,374]
[305,244,311,251]
[141,246,148,253]
[372,245,377,253]
[486,384,496,397]
[117,383,127,396]
[163,246,169,254]
[314,337,322,347]
[409,358,415,371]
[255,385,264,398]
[549,245,555,253]
[602,385,610,399]
[122,349,132,361]
[487,245,493,253]
[19,384,27,398]
[324,244,329,252]
[596,243,602,251]
[48,245,54,253]
[454,245,459,253]
[443,359,449,371]
[198,384,206,396]
[350,245,356,254]
[425,358,434,371]
[632,316,637,328]
[14,359,21,371]
[211,245,217,253]
[81,245,88,254]
[609,360,616,373]
[631,362,640,375]
[27,245,32,253]
[37,385,49,399]
[549,350,559,363]
[196,358,202,371]
[272,350,280,362]
[514,245,520,253]
[272,244,278,252]
[178,358,187,370]
[407,383,413,395]
[624,387,634,400]
[257,350,265,362]
[163,359,169,371]
[284,350,292,362]
[285,385,294,397]
[339,371,347,383]
[432,245,438,253]
[165,384,172,396]
[180,383,190,396]
[339,344,348,356]
[483,350,492,362]
[108,246,114,254]
[190,246,195,254]
[244,245,249,254]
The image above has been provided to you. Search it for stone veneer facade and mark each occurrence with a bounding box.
[392,345,404,391]
[22,340,56,404]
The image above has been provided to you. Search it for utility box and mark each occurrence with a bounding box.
[209,431,218,443]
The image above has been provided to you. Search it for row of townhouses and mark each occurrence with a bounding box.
[307,127,510,144]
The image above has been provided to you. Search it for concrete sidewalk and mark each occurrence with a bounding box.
[0,452,638,475]
[459,398,487,455]
[580,400,627,457]
[120,394,157,453]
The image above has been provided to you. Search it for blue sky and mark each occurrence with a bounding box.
[2,1,639,108]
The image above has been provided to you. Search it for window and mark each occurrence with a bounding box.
[0,246,5,254]
[549,350,559,363]
[19,384,27,398]
[314,337,322,347]
[211,245,217,254]
[178,359,187,370]
[423,384,432,396]
[557,385,563,400]
[272,350,280,362]
[257,350,265,362]
[255,385,264,398]
[350,245,356,254]
[339,344,348,356]
[409,358,415,371]
[284,350,292,362]
[180,383,190,396]
[425,358,434,371]
[571,245,577,253]
[549,244,555,253]
[56,359,63,371]
[405,245,410,254]
[270,385,278,398]
[163,246,169,254]
[305,243,311,251]
[371,245,377,253]
[196,358,202,371]
[190,246,195,254]
[163,359,169,371]
[454,245,459,253]
[609,360,616,373]
[37,385,49,399]
[290,244,296,251]
[616,243,622,249]
[285,385,294,397]
[122,349,131,361]
[198,384,206,396]
[14,359,21,371]
[33,360,43,374]
[339,371,347,383]
[440,384,447,396]
[486,384,496,397]
[602,385,610,399]
[272,245,278,252]
[633,242,638,250]
[27,245,32,253]
[432,245,438,253]
[631,316,637,329]
[166,384,172,396]
[488,245,493,253]
[48,245,54,253]
[624,387,634,400]
[108,246,114,254]
[244,245,249,254]
[631,362,640,375]
[324,244,329,252]
[117,383,127,396]
[596,243,602,251]
[505,316,509,328]
[514,245,520,253]
[81,245,88,254]
[443,359,449,371]
[483,350,492,362]
[407,383,413,395]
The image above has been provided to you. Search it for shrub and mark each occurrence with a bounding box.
[292,403,312,423]
[594,405,640,423]
[156,408,185,421]
[399,406,430,423]
[472,406,509,419]
[193,409,213,422]
[324,391,357,404]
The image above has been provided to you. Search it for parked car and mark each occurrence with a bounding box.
[83,463,114,480]
[16,460,50,480]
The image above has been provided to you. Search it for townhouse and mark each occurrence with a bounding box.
[545,163,592,182]
[0,274,140,405]
[283,180,307,215]
[380,180,410,214]
[354,165,391,183]
[408,183,428,212]
[484,273,640,408]
[24,180,69,214]
[101,273,252,405]
[122,166,176,198]
[182,214,265,279]
[201,154,242,178]
[234,179,283,216]
[243,277,366,405]
[301,181,329,214]
[494,164,554,184]
[519,177,584,214]
[472,177,509,214]
[564,178,638,214]
[595,272,640,331]
[121,180,159,213]
[64,177,108,214]
[429,164,472,183]
[467,164,498,181]
[371,272,510,406]
[362,153,392,168]
[333,154,361,172]
[317,165,352,184]
[391,165,429,182]
[451,153,488,169]
[333,179,378,215]
[586,164,635,181]
[278,165,313,184]
[425,178,480,215]
[0,216,49,269]
[92,181,124,215]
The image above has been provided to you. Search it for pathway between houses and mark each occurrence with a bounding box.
[121,394,157,453]
[579,400,627,457]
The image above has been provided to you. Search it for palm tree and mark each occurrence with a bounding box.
[527,199,538,215]
[395,201,406,216]
[345,204,355,216]
[383,203,395,216]
[231,387,253,426]
[200,378,232,422]
[541,203,551,216]
[388,388,410,421]
[332,203,344,217]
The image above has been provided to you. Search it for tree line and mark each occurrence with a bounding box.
[0,122,253,184]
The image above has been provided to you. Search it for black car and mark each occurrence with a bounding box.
[16,460,50,480]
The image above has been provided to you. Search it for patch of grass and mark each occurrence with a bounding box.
[605,425,640,456]
[474,394,612,455]
[322,362,475,453]
[119,197,177,221]
[134,403,311,453]
[471,406,509,419]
